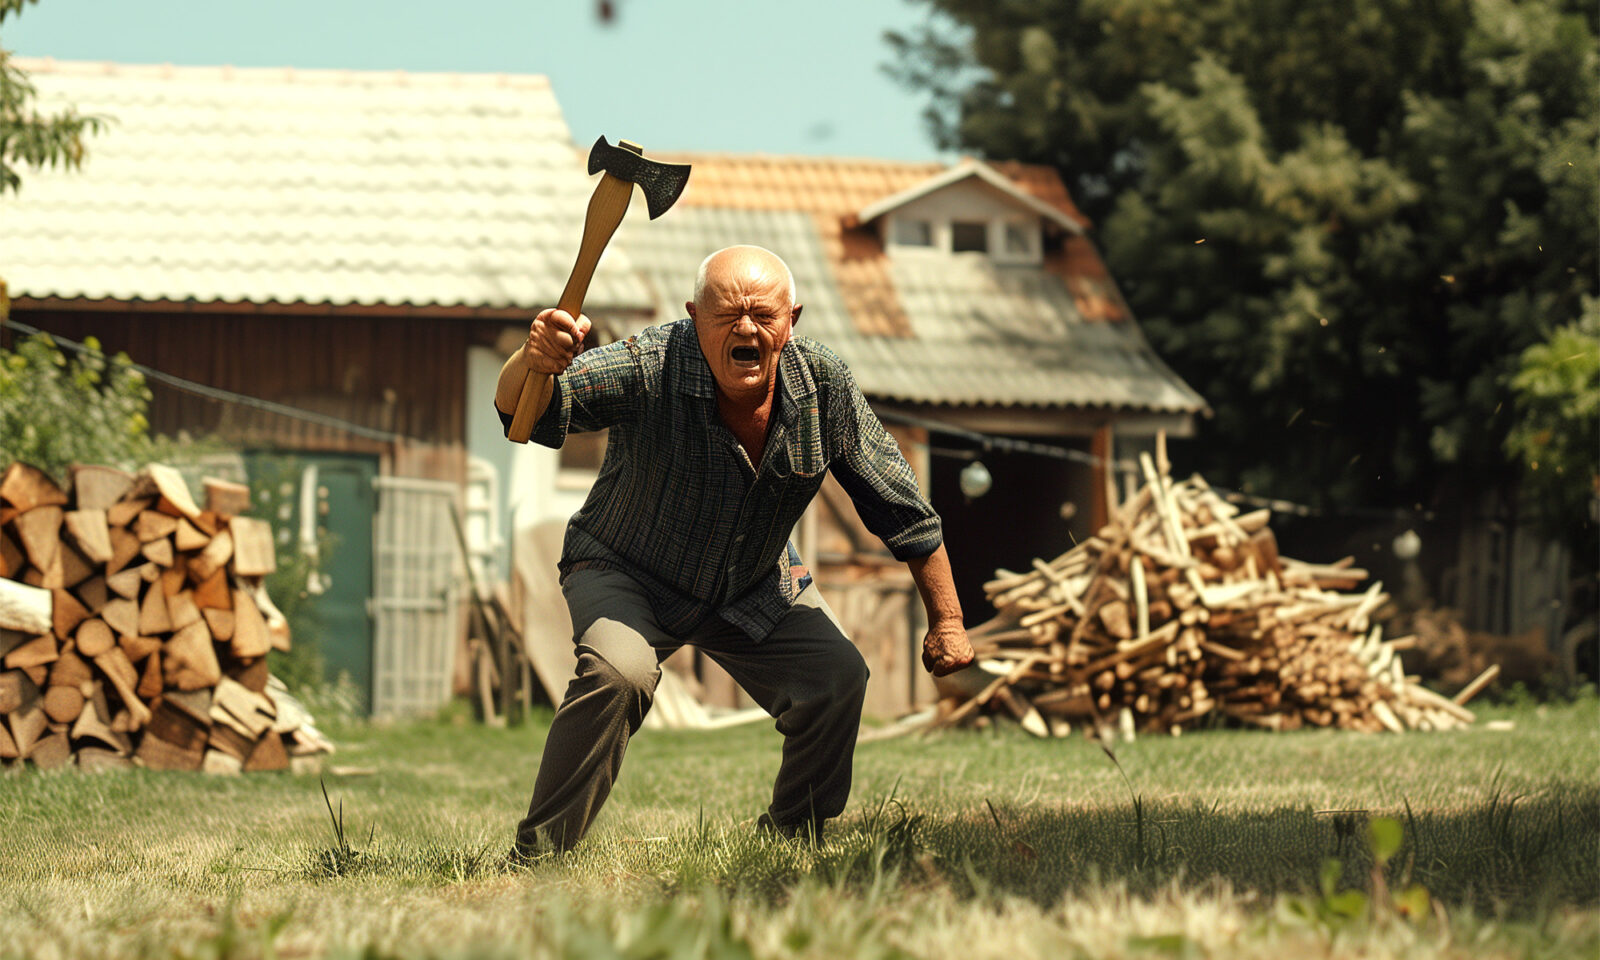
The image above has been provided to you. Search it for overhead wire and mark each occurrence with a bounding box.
[3,316,1429,521]
[1,317,409,444]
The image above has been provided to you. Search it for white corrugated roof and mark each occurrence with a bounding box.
[1,59,654,311]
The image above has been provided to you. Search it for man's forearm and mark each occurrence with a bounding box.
[906,544,962,626]
[495,347,543,419]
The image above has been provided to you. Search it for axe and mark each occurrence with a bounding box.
[505,136,692,443]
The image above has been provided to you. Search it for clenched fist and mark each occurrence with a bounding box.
[523,308,593,374]
[921,619,975,677]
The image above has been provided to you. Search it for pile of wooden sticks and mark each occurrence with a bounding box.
[0,461,333,772]
[935,448,1497,737]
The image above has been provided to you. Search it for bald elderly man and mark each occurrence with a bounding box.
[495,245,974,855]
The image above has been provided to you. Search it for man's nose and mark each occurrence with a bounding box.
[733,315,758,334]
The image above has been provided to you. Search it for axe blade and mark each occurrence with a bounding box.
[586,135,692,220]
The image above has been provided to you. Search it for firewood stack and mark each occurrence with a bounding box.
[936,448,1497,737]
[0,461,335,772]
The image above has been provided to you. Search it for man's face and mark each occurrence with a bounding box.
[687,252,801,403]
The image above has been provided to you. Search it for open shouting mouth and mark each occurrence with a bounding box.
[731,346,760,365]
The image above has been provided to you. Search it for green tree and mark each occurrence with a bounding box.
[0,0,104,193]
[888,0,1598,521]
[1505,296,1600,537]
[0,332,159,482]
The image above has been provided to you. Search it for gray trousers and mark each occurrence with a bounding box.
[515,567,869,852]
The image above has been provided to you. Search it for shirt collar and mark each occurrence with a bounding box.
[671,319,718,399]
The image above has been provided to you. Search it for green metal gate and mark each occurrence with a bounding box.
[246,452,378,712]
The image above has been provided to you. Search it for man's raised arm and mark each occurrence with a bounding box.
[494,307,592,418]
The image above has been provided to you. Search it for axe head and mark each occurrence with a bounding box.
[587,136,692,220]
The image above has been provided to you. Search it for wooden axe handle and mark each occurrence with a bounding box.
[506,169,637,444]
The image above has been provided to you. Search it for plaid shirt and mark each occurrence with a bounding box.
[500,318,942,641]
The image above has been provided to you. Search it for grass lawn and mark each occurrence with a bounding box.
[0,695,1595,959]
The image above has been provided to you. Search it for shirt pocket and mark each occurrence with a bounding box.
[770,435,827,481]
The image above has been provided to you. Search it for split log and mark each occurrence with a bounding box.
[141,537,174,568]
[1,463,69,512]
[135,731,204,771]
[28,730,71,768]
[0,668,35,713]
[70,465,135,511]
[63,509,113,564]
[244,731,290,772]
[208,722,256,761]
[6,634,58,670]
[230,588,269,658]
[135,511,179,544]
[74,618,115,658]
[228,518,276,577]
[202,607,235,642]
[174,518,211,552]
[14,505,63,569]
[94,647,151,729]
[48,644,93,689]
[0,530,21,578]
[0,578,52,634]
[164,620,221,690]
[106,528,143,575]
[107,497,152,528]
[119,632,160,662]
[6,673,46,755]
[193,569,230,610]
[166,591,201,631]
[136,651,162,701]
[42,685,85,723]
[187,530,232,583]
[203,477,252,517]
[105,566,143,600]
[101,597,139,638]
[138,587,172,635]
[75,575,108,614]
[146,464,201,520]
[203,750,243,775]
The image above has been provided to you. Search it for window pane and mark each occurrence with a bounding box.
[893,218,933,246]
[1004,222,1034,254]
[951,221,989,252]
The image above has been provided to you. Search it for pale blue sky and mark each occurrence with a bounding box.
[5,0,956,161]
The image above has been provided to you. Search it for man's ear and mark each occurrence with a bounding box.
[790,304,803,328]
[685,301,697,320]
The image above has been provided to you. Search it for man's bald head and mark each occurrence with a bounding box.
[685,245,804,405]
[693,246,796,308]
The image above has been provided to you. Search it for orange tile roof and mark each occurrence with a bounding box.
[651,152,1121,332]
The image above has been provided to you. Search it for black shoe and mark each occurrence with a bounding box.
[756,812,825,845]
[497,843,549,873]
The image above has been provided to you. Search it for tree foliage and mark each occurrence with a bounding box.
[0,0,105,193]
[0,332,158,483]
[888,0,1598,524]
[1505,296,1600,534]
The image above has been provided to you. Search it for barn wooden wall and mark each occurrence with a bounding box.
[11,305,483,483]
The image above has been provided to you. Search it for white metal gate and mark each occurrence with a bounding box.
[372,476,461,716]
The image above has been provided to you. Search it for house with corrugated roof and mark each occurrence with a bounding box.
[3,60,1204,718]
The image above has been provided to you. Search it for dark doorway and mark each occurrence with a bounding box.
[928,433,1096,630]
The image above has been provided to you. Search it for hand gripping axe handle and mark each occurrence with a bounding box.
[506,136,692,443]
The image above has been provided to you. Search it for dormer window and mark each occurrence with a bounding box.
[892,217,934,247]
[1003,222,1037,257]
[951,221,989,253]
